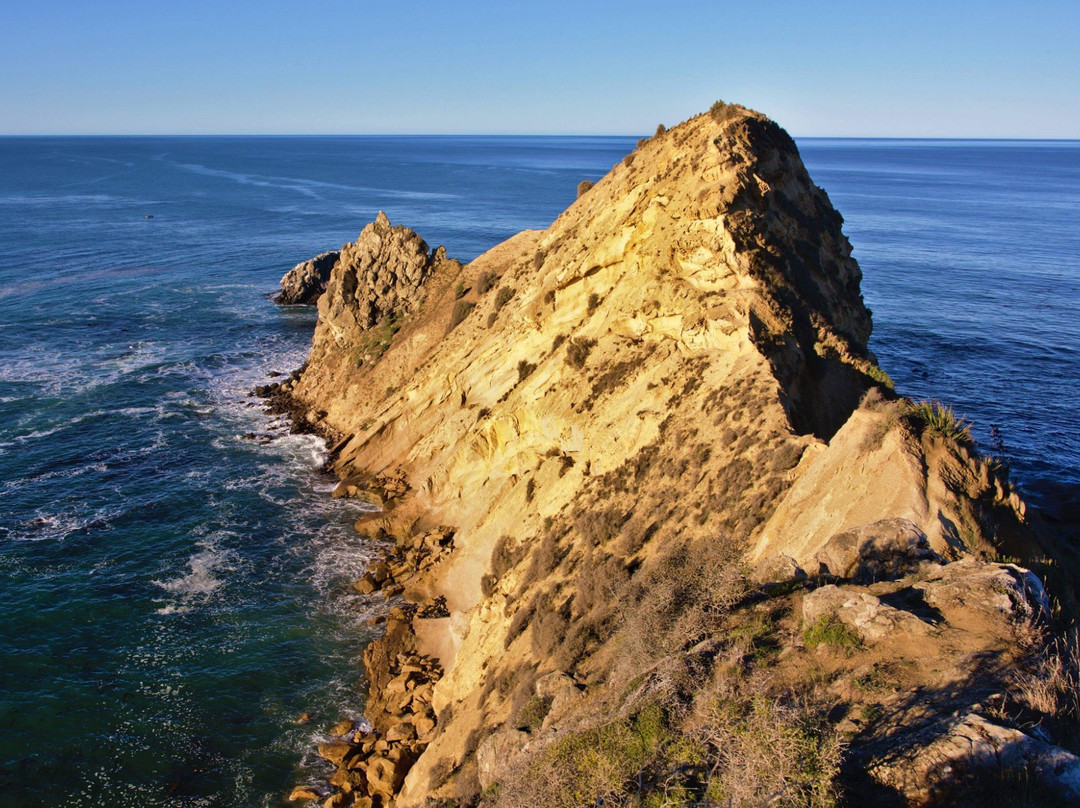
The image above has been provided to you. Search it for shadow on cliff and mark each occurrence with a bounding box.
[836,650,1076,808]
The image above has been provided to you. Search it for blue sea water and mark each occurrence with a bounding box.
[0,134,1077,806]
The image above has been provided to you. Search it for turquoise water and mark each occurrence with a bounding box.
[0,135,1078,806]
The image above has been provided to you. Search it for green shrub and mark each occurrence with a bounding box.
[655,123,667,136]
[700,696,841,808]
[538,705,677,807]
[453,280,466,299]
[803,614,862,652]
[577,180,594,198]
[355,312,404,364]
[903,399,974,445]
[447,300,475,333]
[495,286,515,311]
[564,337,596,370]
[517,695,553,730]
[476,270,497,294]
[622,153,635,167]
[865,363,894,390]
[709,100,745,125]
[587,293,601,315]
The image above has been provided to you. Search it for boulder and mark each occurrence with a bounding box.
[534,671,584,729]
[802,584,931,643]
[915,557,1049,620]
[815,518,936,582]
[288,786,321,802]
[317,740,355,767]
[751,553,807,586]
[329,719,355,737]
[352,575,378,595]
[329,767,365,793]
[366,754,410,796]
[276,250,340,305]
[869,711,1080,803]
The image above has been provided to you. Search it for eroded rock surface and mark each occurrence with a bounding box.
[276,250,340,304]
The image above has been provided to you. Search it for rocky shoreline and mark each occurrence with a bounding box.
[254,381,448,807]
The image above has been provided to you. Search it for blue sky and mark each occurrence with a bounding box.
[2,0,1078,136]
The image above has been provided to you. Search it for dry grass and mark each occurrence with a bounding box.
[1013,630,1080,724]
[695,695,841,808]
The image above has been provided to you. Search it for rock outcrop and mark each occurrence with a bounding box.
[277,104,1078,807]
[277,250,341,304]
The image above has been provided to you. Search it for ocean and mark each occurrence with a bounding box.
[0,134,1077,806]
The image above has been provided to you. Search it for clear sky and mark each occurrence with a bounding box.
[2,0,1078,137]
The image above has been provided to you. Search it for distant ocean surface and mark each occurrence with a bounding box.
[0,134,1077,806]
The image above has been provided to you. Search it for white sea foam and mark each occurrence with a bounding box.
[151,541,239,615]
[10,505,122,542]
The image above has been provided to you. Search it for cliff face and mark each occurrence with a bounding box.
[283,105,1078,807]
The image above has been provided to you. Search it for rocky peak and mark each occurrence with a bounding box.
[308,212,455,369]
[276,105,1074,808]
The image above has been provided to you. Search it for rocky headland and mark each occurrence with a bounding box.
[267,103,1080,807]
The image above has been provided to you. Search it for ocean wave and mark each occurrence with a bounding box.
[8,507,119,543]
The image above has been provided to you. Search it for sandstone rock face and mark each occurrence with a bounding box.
[280,105,1064,807]
[276,250,340,304]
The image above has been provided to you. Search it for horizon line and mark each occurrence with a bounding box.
[1,132,1079,142]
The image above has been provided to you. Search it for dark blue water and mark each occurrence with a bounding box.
[800,139,1080,504]
[0,135,1077,806]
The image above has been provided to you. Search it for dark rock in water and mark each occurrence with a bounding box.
[276,250,341,305]
[145,214,154,219]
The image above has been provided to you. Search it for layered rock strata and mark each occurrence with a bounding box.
[277,104,1078,807]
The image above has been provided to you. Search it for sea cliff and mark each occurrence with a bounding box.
[273,104,1080,807]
